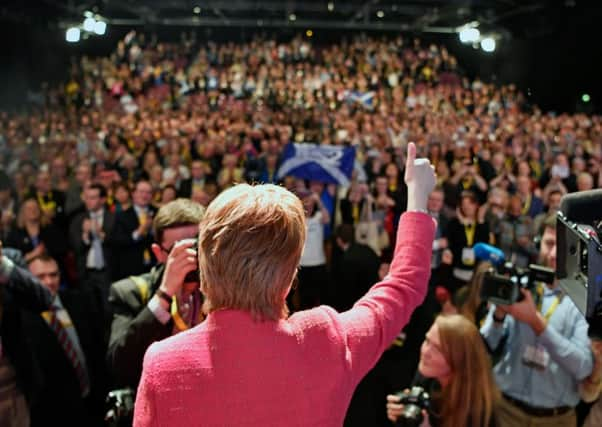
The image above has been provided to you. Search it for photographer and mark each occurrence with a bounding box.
[107,198,205,390]
[386,315,500,427]
[481,214,593,427]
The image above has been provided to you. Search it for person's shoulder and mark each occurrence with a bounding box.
[288,305,343,337]
[110,273,153,301]
[144,327,201,367]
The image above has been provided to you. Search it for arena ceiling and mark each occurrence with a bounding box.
[0,1,586,41]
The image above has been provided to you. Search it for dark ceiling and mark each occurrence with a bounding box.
[0,1,600,114]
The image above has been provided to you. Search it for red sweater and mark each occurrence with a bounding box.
[134,212,435,426]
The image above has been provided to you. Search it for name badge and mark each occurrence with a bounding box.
[462,247,476,266]
[56,310,73,328]
[522,344,550,371]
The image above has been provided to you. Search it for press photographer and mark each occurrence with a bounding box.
[106,199,205,424]
[481,214,593,427]
[386,315,499,427]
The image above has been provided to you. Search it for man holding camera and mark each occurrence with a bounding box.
[107,198,205,390]
[481,214,593,427]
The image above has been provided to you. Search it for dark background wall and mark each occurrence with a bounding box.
[0,3,600,114]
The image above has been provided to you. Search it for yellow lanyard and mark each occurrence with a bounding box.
[352,204,360,224]
[170,295,204,332]
[464,222,476,247]
[536,285,562,321]
[521,193,532,216]
[37,192,56,213]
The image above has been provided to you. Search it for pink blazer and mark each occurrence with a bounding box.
[134,212,435,426]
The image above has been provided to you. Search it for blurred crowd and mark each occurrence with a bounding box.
[1,31,602,426]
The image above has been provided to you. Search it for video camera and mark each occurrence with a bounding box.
[556,189,602,338]
[474,243,555,306]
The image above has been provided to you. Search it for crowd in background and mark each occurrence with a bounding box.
[1,30,602,426]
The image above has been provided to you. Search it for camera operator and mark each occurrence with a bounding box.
[481,214,593,427]
[107,198,205,390]
[386,315,500,427]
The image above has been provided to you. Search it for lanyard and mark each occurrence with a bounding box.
[521,193,532,216]
[536,285,562,321]
[170,294,204,332]
[464,222,476,247]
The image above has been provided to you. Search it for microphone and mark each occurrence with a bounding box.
[560,189,602,224]
[473,242,505,266]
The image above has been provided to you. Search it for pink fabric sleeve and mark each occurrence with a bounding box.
[336,211,435,382]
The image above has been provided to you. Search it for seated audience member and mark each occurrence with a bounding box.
[387,315,500,427]
[107,198,205,390]
[133,143,436,426]
[481,215,593,427]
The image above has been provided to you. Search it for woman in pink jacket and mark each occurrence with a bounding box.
[134,143,436,427]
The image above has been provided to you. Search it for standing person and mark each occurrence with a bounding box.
[386,315,500,427]
[0,242,52,427]
[481,214,593,427]
[108,180,157,280]
[134,143,436,426]
[25,254,107,426]
[107,199,206,390]
[296,188,330,310]
[69,183,115,311]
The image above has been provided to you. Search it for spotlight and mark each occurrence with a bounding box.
[306,29,313,37]
[66,27,81,43]
[193,6,201,14]
[459,27,480,43]
[376,10,385,18]
[289,13,296,21]
[480,37,496,52]
[327,2,334,12]
[582,94,591,103]
[83,17,96,32]
[93,21,107,35]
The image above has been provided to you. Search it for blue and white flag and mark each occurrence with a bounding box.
[344,90,375,110]
[276,143,356,185]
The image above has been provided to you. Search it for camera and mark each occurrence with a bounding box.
[182,238,200,284]
[395,386,430,427]
[481,262,555,306]
[555,191,602,338]
[105,388,134,427]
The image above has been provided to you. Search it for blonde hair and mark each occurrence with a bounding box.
[198,184,306,321]
[436,315,500,427]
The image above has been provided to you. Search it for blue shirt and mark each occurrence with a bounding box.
[481,285,593,408]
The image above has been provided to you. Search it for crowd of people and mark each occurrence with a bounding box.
[1,30,602,426]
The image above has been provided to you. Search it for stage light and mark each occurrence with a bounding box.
[459,27,479,43]
[83,17,96,32]
[289,13,296,21]
[193,6,201,14]
[93,21,107,35]
[66,27,80,43]
[306,29,313,37]
[582,94,591,103]
[376,10,385,18]
[327,2,334,12]
[481,37,496,52]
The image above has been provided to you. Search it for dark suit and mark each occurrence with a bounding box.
[107,205,157,281]
[22,289,107,426]
[332,242,380,313]
[107,265,172,389]
[5,225,68,269]
[177,177,214,198]
[69,208,115,287]
[0,258,52,408]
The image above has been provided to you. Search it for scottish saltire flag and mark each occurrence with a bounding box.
[345,90,375,110]
[276,143,356,185]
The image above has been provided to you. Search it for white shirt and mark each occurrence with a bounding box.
[300,212,326,267]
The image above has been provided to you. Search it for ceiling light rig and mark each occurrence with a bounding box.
[457,21,500,53]
[65,11,108,43]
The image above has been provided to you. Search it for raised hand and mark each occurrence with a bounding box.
[404,142,436,212]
